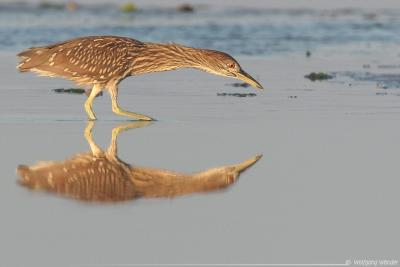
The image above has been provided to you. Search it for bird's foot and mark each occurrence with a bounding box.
[113,107,155,121]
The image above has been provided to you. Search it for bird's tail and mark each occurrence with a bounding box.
[16,47,49,72]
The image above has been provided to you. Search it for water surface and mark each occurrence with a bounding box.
[0,2,399,266]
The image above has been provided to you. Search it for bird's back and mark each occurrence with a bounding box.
[17,36,145,86]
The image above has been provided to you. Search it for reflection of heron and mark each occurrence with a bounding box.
[17,36,263,120]
[17,122,262,202]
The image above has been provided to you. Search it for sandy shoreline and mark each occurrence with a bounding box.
[0,51,399,266]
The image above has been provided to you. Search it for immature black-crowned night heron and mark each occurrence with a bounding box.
[17,36,263,121]
[17,122,262,202]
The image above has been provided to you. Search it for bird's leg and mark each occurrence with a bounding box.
[108,85,154,121]
[84,84,102,120]
[83,121,103,157]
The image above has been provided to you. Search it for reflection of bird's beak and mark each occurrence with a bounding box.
[235,70,263,89]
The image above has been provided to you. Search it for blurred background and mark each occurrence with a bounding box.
[1,0,400,58]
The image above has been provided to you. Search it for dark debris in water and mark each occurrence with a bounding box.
[177,4,195,13]
[305,72,333,81]
[39,1,65,10]
[376,92,400,96]
[231,82,250,88]
[217,93,257,97]
[377,83,389,89]
[38,1,78,11]
[377,64,400,69]
[53,88,86,94]
[53,88,104,97]
[334,71,400,89]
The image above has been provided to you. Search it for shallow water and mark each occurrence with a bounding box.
[1,53,400,266]
[1,2,400,266]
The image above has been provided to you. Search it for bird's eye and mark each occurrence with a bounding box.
[227,63,235,69]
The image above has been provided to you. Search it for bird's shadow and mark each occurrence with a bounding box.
[16,121,262,203]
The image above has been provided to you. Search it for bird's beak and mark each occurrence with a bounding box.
[235,70,263,89]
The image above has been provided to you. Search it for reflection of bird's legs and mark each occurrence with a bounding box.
[84,84,102,120]
[84,121,103,157]
[108,84,155,121]
[107,121,151,156]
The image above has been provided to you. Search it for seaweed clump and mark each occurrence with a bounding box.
[231,82,250,88]
[217,93,256,97]
[38,1,65,10]
[38,1,78,11]
[305,72,333,81]
[120,2,137,13]
[53,88,86,94]
[177,4,195,13]
[53,88,103,97]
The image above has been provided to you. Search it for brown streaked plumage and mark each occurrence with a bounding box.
[17,35,263,121]
[16,121,262,202]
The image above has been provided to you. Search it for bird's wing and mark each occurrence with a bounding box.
[17,36,145,85]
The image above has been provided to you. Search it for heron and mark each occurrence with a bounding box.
[17,36,263,121]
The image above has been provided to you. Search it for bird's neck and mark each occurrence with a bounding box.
[130,43,204,75]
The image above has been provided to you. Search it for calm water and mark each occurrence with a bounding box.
[1,3,400,266]
[1,3,400,56]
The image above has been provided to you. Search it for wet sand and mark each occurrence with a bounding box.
[1,51,399,266]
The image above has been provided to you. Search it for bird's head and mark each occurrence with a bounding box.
[196,49,263,89]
